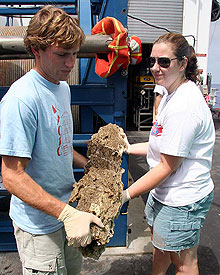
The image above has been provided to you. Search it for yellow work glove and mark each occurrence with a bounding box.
[58,204,104,247]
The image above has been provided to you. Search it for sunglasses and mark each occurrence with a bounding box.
[147,56,179,68]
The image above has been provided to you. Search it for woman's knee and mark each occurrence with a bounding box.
[170,246,198,274]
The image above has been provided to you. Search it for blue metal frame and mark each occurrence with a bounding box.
[0,0,129,249]
[77,0,128,135]
[71,71,128,132]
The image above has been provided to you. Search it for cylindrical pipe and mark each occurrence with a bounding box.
[0,34,112,59]
[80,35,112,53]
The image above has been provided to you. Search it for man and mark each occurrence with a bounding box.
[0,5,103,274]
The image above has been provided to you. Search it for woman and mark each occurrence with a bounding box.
[122,33,215,274]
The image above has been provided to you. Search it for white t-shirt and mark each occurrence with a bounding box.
[153,85,167,96]
[153,85,168,115]
[147,80,215,206]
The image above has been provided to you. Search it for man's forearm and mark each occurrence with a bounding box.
[73,149,88,168]
[2,165,66,218]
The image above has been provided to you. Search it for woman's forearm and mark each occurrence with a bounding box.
[127,153,184,199]
[128,142,149,156]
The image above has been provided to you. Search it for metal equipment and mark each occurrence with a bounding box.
[133,74,155,130]
[0,0,129,251]
[0,32,113,59]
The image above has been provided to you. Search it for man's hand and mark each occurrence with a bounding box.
[58,204,104,247]
[122,189,131,206]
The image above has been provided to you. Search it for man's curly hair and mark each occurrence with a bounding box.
[24,5,85,54]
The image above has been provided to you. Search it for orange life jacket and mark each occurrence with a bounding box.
[128,35,142,65]
[91,17,142,78]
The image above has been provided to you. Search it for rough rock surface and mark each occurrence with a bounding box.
[69,123,127,259]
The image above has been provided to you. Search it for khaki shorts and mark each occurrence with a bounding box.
[13,222,82,275]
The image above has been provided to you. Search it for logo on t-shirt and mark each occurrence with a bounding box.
[52,105,73,156]
[151,121,163,137]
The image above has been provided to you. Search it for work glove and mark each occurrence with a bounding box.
[120,132,131,154]
[122,189,131,206]
[58,204,104,247]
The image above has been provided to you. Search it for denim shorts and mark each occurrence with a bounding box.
[145,191,214,252]
[13,223,82,275]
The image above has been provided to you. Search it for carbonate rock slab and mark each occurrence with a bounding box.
[69,123,127,259]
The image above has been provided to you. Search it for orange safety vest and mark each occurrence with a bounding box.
[91,17,142,78]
